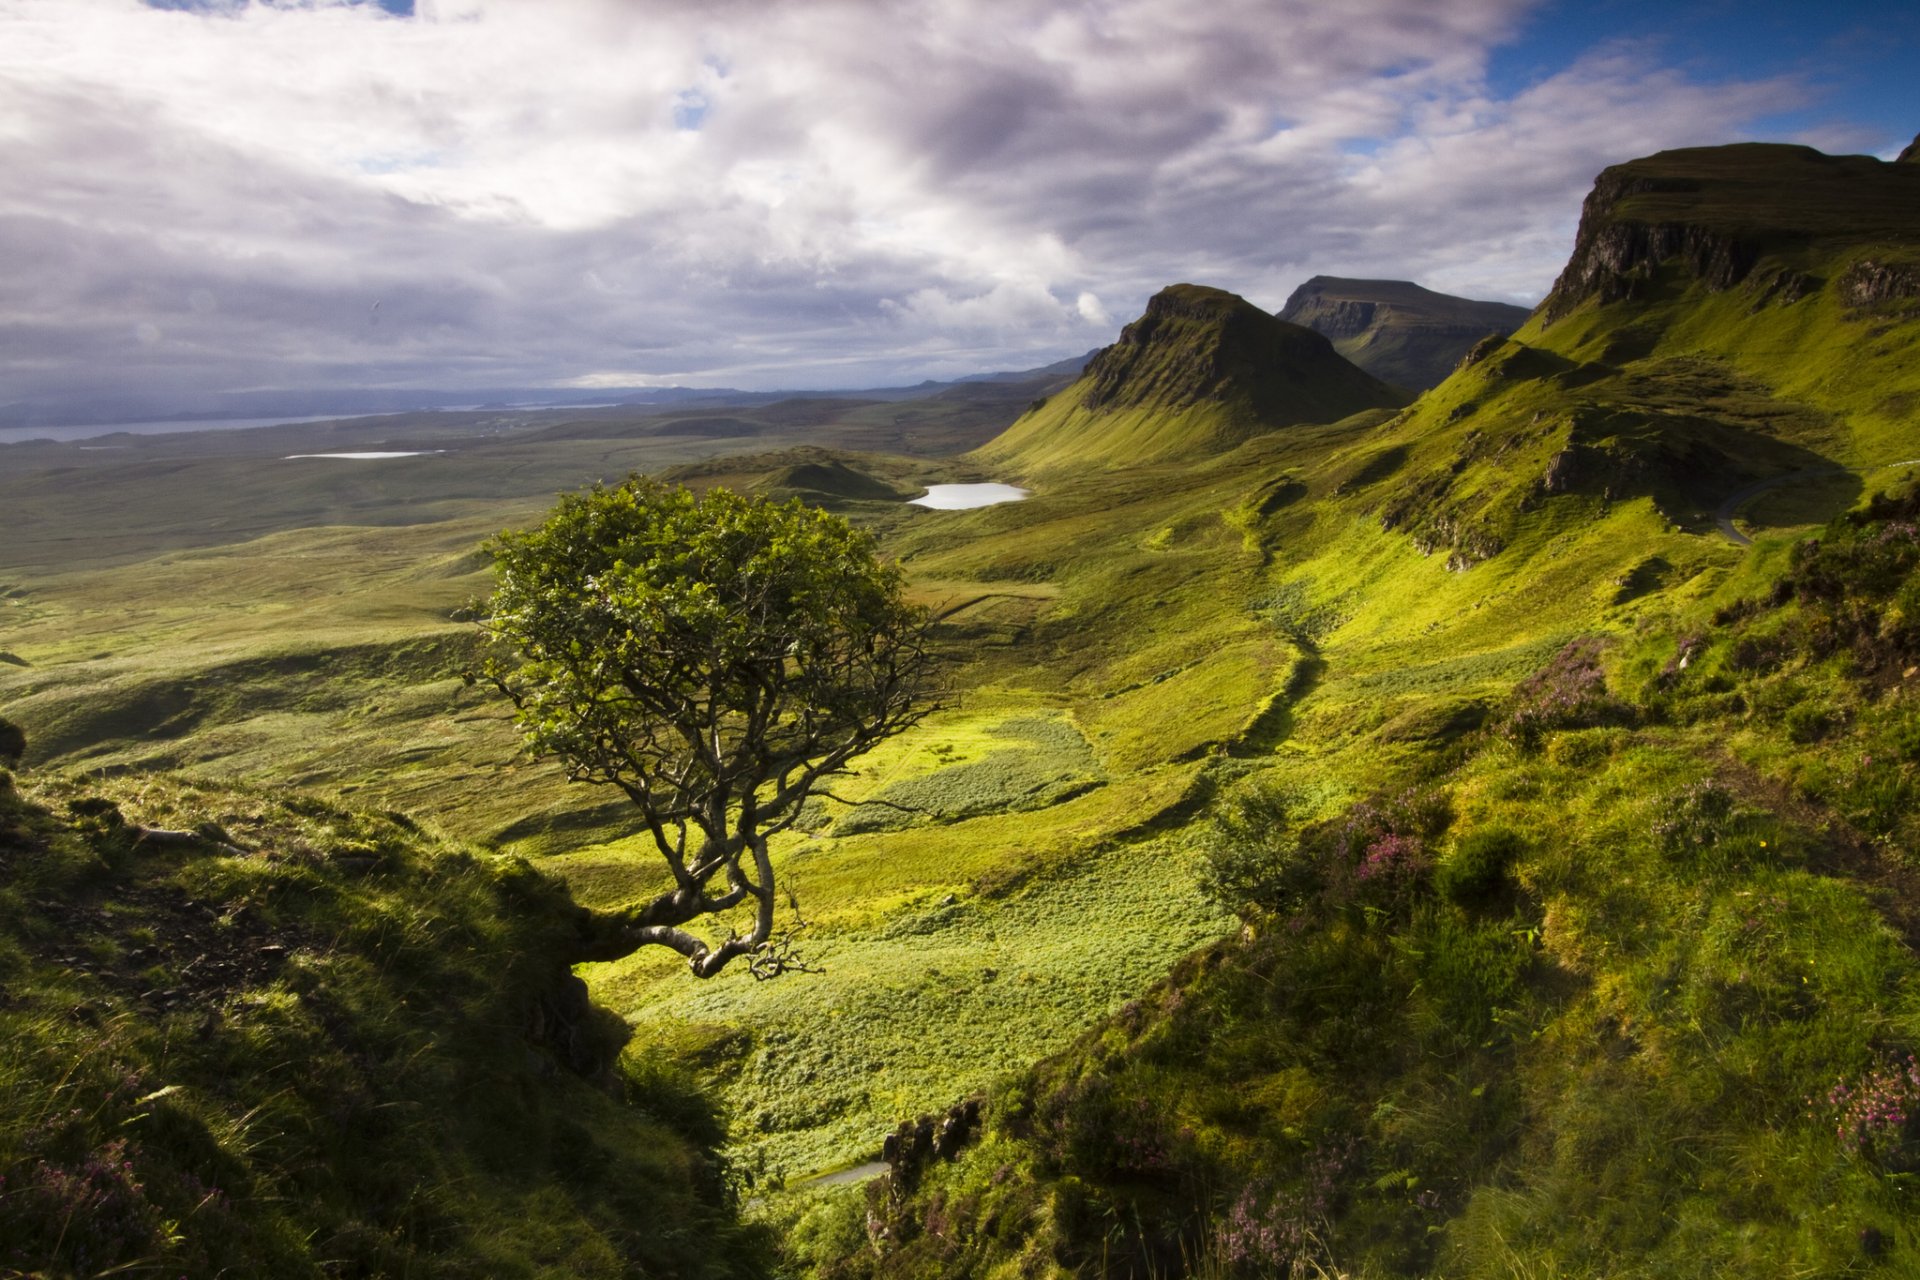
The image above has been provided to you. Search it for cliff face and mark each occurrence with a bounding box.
[1078,283,1402,424]
[1540,143,1920,321]
[1279,276,1533,389]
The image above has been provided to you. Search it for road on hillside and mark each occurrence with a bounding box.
[1713,460,1920,546]
[1713,467,1849,546]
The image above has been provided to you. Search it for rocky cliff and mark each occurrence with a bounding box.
[1540,142,1920,321]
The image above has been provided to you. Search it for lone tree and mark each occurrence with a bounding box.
[480,477,936,979]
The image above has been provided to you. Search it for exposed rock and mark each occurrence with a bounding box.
[0,716,23,768]
[1457,333,1506,369]
[1540,142,1920,322]
[1747,267,1819,308]
[1541,447,1579,494]
[1839,258,1920,308]
[1900,134,1920,165]
[880,1095,983,1197]
[1543,173,1761,320]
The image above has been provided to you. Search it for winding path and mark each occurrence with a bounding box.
[1713,467,1848,546]
[1714,460,1920,546]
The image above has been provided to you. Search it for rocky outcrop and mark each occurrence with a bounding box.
[879,1095,982,1196]
[1839,258,1920,308]
[1540,142,1920,322]
[1899,134,1920,165]
[1541,170,1761,321]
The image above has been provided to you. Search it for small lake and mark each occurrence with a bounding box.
[909,483,1029,509]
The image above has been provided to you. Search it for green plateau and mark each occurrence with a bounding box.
[2,133,1919,1278]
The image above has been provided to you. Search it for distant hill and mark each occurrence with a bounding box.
[1277,276,1533,390]
[977,283,1406,472]
[0,355,1096,433]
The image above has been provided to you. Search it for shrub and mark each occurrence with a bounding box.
[1774,484,1920,674]
[1201,784,1321,919]
[1437,828,1524,909]
[1330,789,1452,911]
[1818,1053,1920,1172]
[1502,639,1623,746]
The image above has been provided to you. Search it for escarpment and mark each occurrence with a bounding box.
[1541,142,1920,321]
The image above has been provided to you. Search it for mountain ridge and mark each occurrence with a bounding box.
[1278,275,1532,389]
[976,283,1406,472]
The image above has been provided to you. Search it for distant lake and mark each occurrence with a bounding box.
[909,483,1030,509]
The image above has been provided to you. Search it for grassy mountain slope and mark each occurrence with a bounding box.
[0,765,768,1278]
[1278,276,1532,390]
[771,138,1920,1275]
[806,493,1920,1275]
[977,285,1406,474]
[1528,142,1920,469]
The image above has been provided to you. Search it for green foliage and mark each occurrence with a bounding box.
[853,480,1920,1277]
[1200,782,1314,918]
[5,135,1919,1279]
[484,477,929,787]
[1778,484,1920,674]
[482,476,936,976]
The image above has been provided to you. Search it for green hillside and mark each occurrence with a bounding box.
[777,138,1920,1278]
[0,761,768,1277]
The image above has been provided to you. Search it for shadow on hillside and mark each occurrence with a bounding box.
[1231,653,1326,756]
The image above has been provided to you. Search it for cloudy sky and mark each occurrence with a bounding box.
[0,0,1912,417]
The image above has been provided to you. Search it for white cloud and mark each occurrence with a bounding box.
[0,0,1846,409]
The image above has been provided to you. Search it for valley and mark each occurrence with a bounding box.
[3,136,1919,1277]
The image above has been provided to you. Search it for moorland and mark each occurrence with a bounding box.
[2,135,1919,1278]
